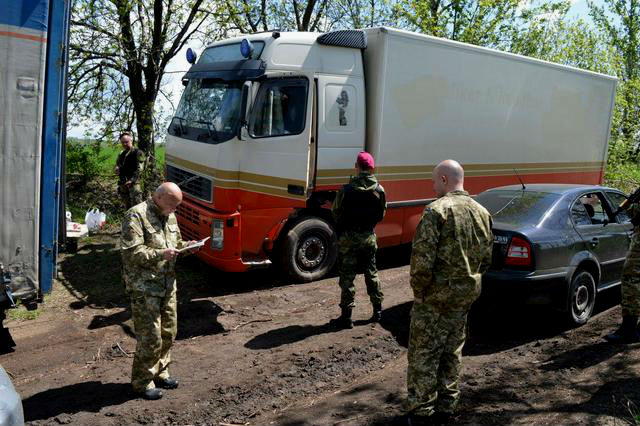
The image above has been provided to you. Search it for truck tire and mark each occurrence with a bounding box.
[65,238,78,253]
[282,217,337,283]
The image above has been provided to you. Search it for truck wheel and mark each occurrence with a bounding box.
[65,238,78,253]
[567,269,596,326]
[282,217,337,283]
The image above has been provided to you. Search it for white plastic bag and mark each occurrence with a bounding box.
[84,208,106,231]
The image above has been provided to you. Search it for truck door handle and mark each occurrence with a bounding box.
[590,237,599,247]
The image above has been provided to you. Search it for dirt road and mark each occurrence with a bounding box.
[2,231,639,426]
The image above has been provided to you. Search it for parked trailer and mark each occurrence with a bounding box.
[0,0,70,347]
[165,27,616,282]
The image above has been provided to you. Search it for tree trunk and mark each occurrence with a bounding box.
[135,99,155,170]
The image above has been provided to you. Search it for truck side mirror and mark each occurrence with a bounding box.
[238,81,252,141]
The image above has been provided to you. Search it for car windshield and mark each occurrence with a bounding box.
[475,190,561,227]
[169,79,243,144]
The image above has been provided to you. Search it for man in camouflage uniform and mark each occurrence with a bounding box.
[330,151,387,329]
[605,202,640,343]
[397,160,493,426]
[115,131,145,209]
[120,182,198,400]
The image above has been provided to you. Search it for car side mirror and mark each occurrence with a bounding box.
[238,81,252,141]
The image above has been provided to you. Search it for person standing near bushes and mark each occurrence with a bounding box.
[115,131,145,209]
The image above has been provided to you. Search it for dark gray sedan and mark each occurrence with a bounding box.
[475,184,633,325]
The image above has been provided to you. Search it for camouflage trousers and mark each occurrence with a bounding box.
[337,231,383,309]
[405,302,467,416]
[130,284,177,392]
[622,234,640,317]
[118,182,143,210]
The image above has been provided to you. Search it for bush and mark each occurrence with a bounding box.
[604,138,640,194]
[66,140,110,183]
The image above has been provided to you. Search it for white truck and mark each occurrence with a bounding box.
[165,27,617,282]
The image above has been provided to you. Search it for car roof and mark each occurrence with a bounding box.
[482,183,622,196]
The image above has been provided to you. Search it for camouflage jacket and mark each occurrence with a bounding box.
[630,204,640,230]
[410,190,493,311]
[116,148,145,184]
[120,198,188,297]
[332,172,386,231]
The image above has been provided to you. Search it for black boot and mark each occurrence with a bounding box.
[329,307,353,329]
[371,303,382,323]
[604,315,640,343]
[154,377,179,389]
[135,388,163,400]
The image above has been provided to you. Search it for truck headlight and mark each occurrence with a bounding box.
[211,219,224,250]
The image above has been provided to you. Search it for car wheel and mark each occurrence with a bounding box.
[567,269,596,325]
[282,217,337,283]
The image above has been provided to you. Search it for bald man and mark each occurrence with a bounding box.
[397,160,493,426]
[120,183,198,400]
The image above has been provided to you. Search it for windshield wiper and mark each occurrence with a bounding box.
[173,116,187,135]
[192,119,219,141]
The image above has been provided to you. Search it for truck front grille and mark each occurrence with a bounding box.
[166,164,213,202]
[176,203,200,226]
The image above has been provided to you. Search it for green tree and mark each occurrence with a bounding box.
[327,0,400,28]
[222,0,331,32]
[397,0,524,46]
[69,0,217,162]
[589,0,640,149]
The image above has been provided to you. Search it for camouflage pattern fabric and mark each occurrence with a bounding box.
[337,231,383,309]
[118,183,143,210]
[406,303,467,416]
[121,198,188,392]
[407,190,493,415]
[409,191,493,311]
[130,284,177,392]
[117,148,145,210]
[332,171,386,309]
[622,204,640,316]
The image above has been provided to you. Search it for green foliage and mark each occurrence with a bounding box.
[396,0,566,48]
[589,0,640,152]
[66,138,111,182]
[69,0,216,153]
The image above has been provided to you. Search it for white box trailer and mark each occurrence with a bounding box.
[363,28,616,194]
[165,27,616,282]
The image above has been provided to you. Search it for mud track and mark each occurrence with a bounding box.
[2,231,639,426]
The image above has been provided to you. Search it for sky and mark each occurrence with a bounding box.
[66,0,602,139]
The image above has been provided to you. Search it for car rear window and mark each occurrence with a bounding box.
[475,190,561,226]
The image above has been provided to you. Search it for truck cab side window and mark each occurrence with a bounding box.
[249,78,308,138]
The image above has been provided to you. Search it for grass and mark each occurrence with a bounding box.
[96,143,165,175]
[6,299,42,321]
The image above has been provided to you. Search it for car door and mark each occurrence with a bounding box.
[571,191,627,286]
[601,190,634,285]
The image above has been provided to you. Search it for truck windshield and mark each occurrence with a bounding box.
[168,79,243,144]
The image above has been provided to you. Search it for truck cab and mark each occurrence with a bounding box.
[166,30,367,281]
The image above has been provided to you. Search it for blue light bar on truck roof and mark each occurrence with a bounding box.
[240,39,254,59]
